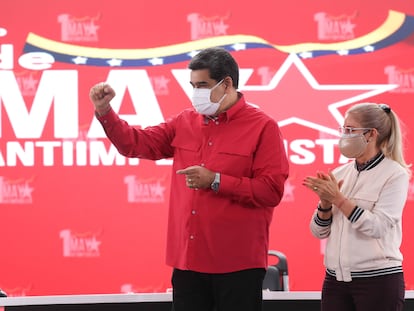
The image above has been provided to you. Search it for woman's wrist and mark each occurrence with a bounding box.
[317,204,332,213]
[334,196,347,209]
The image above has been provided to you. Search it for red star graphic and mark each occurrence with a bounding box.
[241,54,397,135]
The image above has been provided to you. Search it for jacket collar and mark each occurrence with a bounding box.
[354,152,385,172]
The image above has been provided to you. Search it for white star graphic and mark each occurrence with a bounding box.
[188,50,200,58]
[299,51,313,59]
[22,74,38,90]
[87,237,101,252]
[281,180,295,202]
[21,183,34,198]
[148,57,164,66]
[152,182,166,197]
[337,50,349,56]
[107,58,122,66]
[363,45,375,52]
[232,43,246,51]
[72,56,88,64]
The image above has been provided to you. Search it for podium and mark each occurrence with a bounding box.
[1,291,414,311]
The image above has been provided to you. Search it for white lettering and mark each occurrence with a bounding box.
[284,138,346,165]
[0,140,141,167]
[0,44,13,69]
[35,141,61,166]
[0,70,78,138]
[89,141,135,166]
[0,43,55,70]
[88,70,165,138]
[18,52,55,70]
[315,139,337,164]
[5,141,35,166]
[289,139,316,164]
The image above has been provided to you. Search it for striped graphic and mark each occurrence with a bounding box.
[23,10,414,67]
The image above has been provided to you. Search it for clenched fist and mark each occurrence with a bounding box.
[89,82,116,116]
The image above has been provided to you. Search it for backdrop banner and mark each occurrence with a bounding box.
[0,0,413,296]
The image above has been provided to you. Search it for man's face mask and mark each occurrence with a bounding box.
[191,79,226,116]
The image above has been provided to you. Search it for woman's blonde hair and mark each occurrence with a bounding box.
[347,102,411,177]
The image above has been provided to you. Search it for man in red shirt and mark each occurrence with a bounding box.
[89,47,289,311]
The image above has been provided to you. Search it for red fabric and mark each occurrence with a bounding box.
[97,94,289,273]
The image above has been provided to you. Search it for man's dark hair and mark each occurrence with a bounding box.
[188,47,239,88]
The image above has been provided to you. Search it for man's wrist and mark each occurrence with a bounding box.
[96,105,111,116]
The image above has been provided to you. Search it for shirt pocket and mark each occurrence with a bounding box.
[216,145,254,177]
[171,136,201,165]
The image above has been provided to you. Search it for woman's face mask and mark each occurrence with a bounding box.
[191,80,226,116]
[338,132,369,158]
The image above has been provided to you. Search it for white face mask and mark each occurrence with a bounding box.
[191,80,226,116]
[338,133,368,158]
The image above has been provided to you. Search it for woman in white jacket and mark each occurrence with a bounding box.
[303,103,411,311]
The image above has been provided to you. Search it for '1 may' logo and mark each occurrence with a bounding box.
[60,229,102,257]
[0,176,34,204]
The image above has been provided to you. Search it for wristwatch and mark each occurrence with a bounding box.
[210,172,220,192]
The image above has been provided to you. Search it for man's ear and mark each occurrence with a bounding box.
[223,76,232,88]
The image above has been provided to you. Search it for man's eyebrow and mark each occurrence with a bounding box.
[191,81,209,87]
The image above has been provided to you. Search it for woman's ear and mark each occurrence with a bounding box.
[369,128,378,141]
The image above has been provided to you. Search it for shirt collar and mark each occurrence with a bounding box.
[202,92,246,124]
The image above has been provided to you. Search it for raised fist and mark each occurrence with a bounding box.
[89,82,116,116]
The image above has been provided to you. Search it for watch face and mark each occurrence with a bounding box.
[211,173,220,192]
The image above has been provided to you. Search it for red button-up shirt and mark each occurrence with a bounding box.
[97,94,289,273]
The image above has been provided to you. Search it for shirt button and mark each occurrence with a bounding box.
[200,163,205,167]
[215,121,219,125]
[208,142,213,146]
[191,210,196,215]
[190,235,194,240]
